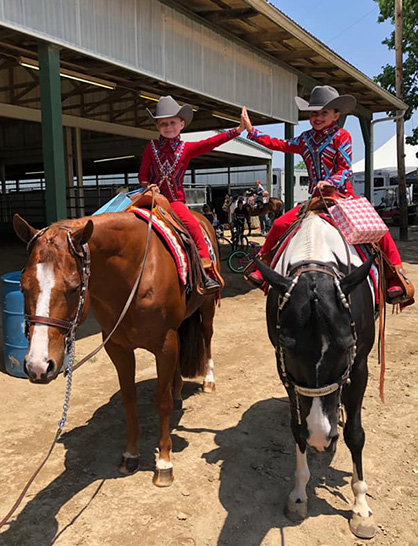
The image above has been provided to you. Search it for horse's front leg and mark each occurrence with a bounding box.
[343,362,376,539]
[104,339,140,475]
[153,328,179,487]
[285,441,310,521]
[201,299,216,394]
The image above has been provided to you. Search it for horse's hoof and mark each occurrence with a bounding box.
[173,398,183,411]
[202,381,216,394]
[119,454,140,475]
[153,467,174,487]
[349,512,376,539]
[284,498,308,521]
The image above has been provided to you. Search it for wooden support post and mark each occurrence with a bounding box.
[359,116,372,201]
[75,128,85,217]
[284,123,294,211]
[395,0,408,240]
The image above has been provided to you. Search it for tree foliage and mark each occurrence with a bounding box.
[374,0,418,144]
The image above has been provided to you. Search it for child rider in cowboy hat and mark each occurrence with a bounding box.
[241,85,414,306]
[139,95,245,295]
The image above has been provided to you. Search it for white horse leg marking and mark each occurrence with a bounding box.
[204,358,215,384]
[289,444,310,504]
[27,262,55,377]
[306,398,331,452]
[351,465,373,518]
[155,450,173,470]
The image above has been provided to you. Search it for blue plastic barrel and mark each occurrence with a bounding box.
[1,271,28,378]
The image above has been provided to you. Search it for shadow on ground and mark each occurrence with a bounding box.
[0,378,200,546]
[0,388,353,546]
[177,397,352,546]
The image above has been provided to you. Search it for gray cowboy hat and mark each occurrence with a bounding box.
[146,95,193,127]
[294,85,356,115]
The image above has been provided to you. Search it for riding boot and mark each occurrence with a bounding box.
[244,249,276,289]
[200,258,221,295]
[386,263,415,306]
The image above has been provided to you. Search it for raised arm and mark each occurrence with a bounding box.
[242,106,302,153]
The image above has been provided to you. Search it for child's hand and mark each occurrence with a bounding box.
[317,181,333,189]
[241,106,253,133]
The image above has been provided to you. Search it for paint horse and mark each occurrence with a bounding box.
[257,213,377,539]
[13,209,219,487]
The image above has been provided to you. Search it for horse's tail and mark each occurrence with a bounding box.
[178,309,206,378]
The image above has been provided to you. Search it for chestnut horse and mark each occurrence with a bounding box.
[13,210,219,487]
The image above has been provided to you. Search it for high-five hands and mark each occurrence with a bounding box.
[241,106,253,133]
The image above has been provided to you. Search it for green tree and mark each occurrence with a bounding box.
[294,160,305,170]
[374,0,418,144]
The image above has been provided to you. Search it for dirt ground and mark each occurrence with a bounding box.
[0,227,417,546]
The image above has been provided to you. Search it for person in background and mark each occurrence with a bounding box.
[139,96,245,294]
[259,190,270,235]
[202,203,218,228]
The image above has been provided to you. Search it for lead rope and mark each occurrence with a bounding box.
[0,190,156,530]
[0,341,74,530]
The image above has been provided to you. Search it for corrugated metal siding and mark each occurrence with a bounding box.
[0,0,298,122]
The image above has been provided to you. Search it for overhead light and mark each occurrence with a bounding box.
[212,112,240,124]
[139,92,160,102]
[93,155,135,163]
[25,170,45,175]
[19,56,117,90]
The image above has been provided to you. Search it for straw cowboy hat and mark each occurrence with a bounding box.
[295,86,356,114]
[146,96,193,127]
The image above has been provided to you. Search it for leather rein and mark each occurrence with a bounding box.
[275,260,358,425]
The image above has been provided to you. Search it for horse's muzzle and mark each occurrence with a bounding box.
[24,358,57,384]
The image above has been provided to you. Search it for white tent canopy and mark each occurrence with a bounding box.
[352,135,418,173]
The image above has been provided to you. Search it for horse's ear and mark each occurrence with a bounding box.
[13,214,38,243]
[255,258,292,295]
[340,254,375,296]
[72,220,94,248]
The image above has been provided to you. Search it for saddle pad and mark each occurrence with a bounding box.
[270,218,380,306]
[129,207,188,286]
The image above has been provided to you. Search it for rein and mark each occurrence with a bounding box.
[0,189,156,530]
[275,260,358,425]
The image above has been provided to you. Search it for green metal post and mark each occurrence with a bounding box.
[284,123,294,211]
[359,116,372,202]
[38,43,67,223]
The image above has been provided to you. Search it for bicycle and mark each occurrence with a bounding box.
[228,241,261,273]
[216,223,248,260]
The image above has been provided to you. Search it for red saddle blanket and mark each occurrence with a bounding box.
[270,214,380,305]
[130,207,188,285]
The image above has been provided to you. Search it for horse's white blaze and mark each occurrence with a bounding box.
[204,358,215,383]
[27,262,55,376]
[306,397,331,451]
[288,444,310,504]
[351,466,373,517]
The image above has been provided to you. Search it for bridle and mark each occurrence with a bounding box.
[274,260,358,425]
[24,226,91,356]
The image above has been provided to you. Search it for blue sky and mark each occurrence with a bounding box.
[260,0,416,168]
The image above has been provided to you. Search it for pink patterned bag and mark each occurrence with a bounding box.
[329,197,388,244]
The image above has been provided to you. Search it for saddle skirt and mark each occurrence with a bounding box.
[129,206,221,291]
[272,214,379,307]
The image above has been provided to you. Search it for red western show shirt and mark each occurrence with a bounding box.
[248,123,355,197]
[138,129,239,202]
